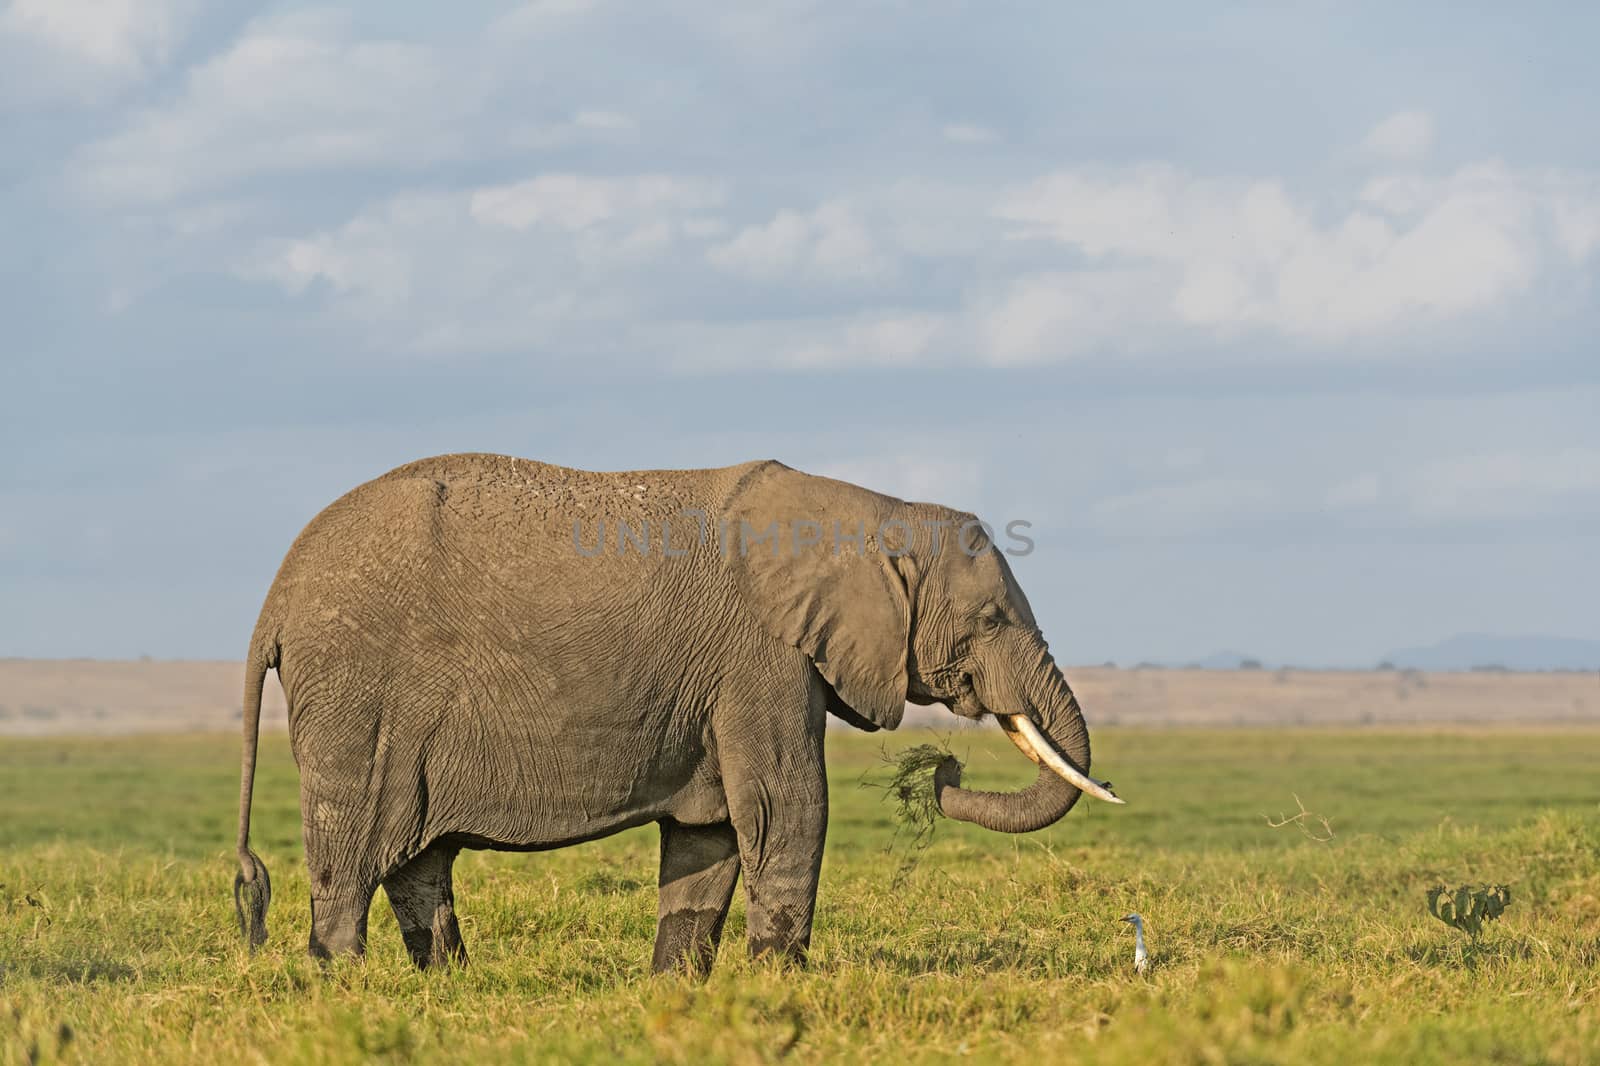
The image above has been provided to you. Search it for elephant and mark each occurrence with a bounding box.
[233,453,1121,973]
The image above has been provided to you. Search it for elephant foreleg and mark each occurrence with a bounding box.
[383,843,468,970]
[728,777,827,966]
[652,820,740,977]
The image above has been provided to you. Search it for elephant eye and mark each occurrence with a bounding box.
[978,608,1005,633]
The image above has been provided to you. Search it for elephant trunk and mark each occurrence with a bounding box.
[933,642,1119,833]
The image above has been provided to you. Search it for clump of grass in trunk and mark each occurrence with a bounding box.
[862,740,962,881]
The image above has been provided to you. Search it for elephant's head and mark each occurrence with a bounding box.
[726,462,1122,834]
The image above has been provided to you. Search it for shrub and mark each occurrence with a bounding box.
[1426,884,1512,943]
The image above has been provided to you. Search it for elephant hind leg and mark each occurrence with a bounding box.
[383,843,468,970]
[308,881,376,961]
[652,820,740,978]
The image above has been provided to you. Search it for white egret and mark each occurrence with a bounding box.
[1120,913,1149,974]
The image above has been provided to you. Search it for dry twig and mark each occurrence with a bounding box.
[1263,794,1335,842]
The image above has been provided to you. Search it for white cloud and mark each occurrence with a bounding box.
[995,160,1597,345]
[239,175,728,353]
[66,10,632,205]
[0,0,192,103]
[244,193,444,306]
[69,11,470,203]
[1362,110,1434,162]
[1,0,182,70]
[79,15,1567,376]
[1550,188,1600,263]
[240,198,580,354]
[230,157,1600,369]
[972,270,1160,365]
[708,201,893,282]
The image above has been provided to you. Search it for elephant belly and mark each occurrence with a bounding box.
[280,625,735,858]
[412,703,730,852]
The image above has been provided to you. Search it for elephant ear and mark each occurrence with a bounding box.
[725,463,910,730]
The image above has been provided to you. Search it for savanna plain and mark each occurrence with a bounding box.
[2,672,1599,1064]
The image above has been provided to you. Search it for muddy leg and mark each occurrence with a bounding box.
[383,844,468,970]
[652,820,740,977]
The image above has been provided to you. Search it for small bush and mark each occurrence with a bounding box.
[1426,884,1512,943]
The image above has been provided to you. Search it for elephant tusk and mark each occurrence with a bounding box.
[1002,715,1125,805]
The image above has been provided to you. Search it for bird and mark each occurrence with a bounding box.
[1120,913,1150,974]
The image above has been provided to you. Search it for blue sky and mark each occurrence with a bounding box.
[3,1,1597,665]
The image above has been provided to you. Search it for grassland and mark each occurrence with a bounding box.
[2,727,1599,1064]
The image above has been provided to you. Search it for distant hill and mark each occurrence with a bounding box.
[1382,634,1600,672]
[1192,650,1266,670]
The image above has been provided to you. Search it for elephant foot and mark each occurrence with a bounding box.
[428,904,469,969]
[308,888,373,961]
[652,908,727,977]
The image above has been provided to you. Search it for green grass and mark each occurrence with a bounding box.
[2,727,1599,1064]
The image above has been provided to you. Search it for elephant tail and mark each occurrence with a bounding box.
[234,634,278,950]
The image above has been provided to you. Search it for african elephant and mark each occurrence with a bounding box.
[233,453,1120,973]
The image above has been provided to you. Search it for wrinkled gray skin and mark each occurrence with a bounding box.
[235,454,1097,974]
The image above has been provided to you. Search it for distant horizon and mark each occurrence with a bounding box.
[7,631,1598,675]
